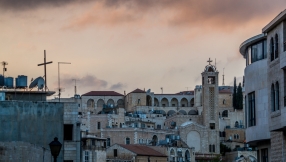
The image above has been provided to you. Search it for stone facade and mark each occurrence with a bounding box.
[0,141,52,162]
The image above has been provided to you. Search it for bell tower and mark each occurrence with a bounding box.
[201,58,219,130]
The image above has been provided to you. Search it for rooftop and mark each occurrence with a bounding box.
[82,91,123,96]
[118,144,167,157]
[263,9,286,33]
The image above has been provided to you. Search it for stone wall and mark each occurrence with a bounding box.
[218,93,232,108]
[0,141,52,162]
[0,101,64,161]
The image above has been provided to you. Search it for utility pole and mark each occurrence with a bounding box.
[38,50,53,92]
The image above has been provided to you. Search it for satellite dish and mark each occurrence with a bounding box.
[29,76,45,89]
[37,77,44,89]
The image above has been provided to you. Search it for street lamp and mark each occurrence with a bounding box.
[49,137,62,162]
[58,62,71,102]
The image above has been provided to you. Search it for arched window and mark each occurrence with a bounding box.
[271,37,274,61]
[97,99,104,108]
[222,110,228,117]
[126,137,130,144]
[271,84,275,112]
[87,99,95,108]
[275,34,279,59]
[237,134,239,139]
[275,82,280,111]
[107,99,115,108]
[223,99,226,105]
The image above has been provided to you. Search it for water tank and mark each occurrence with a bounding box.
[0,75,4,86]
[4,77,14,88]
[16,75,27,88]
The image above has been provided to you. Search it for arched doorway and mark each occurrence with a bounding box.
[171,98,178,107]
[185,150,190,162]
[151,135,158,146]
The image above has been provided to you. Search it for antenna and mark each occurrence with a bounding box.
[2,61,8,78]
[161,87,163,94]
[222,68,225,86]
[215,58,216,67]
[72,79,78,95]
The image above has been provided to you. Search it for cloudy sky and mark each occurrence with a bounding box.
[1,0,286,98]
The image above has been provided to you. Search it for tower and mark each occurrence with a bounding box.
[201,58,219,130]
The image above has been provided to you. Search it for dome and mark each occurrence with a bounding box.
[204,64,217,72]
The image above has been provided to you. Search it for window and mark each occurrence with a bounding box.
[223,99,226,104]
[246,40,267,65]
[271,84,275,111]
[222,110,228,117]
[261,148,268,162]
[97,122,101,129]
[272,82,280,112]
[138,99,141,105]
[210,123,215,129]
[209,145,215,152]
[114,149,117,157]
[126,137,130,144]
[64,124,73,141]
[271,37,274,61]
[208,76,215,84]
[107,138,110,147]
[248,92,256,126]
[275,82,280,111]
[235,121,239,128]
[157,125,161,129]
[284,69,286,106]
[92,139,95,146]
[85,151,89,162]
[275,34,279,59]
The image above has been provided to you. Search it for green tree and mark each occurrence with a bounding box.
[233,77,237,109]
[237,83,243,109]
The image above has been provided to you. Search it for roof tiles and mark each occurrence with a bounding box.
[118,144,167,157]
[82,91,123,96]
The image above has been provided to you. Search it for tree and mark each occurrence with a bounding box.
[237,83,243,109]
[233,77,237,109]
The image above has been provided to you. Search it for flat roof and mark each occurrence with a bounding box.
[0,90,55,96]
[263,9,286,33]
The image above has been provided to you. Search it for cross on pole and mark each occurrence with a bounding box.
[207,58,212,65]
[38,50,53,92]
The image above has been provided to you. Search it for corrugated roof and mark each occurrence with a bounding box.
[129,88,145,93]
[82,91,123,96]
[118,144,167,157]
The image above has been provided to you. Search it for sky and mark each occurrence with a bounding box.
[1,0,286,98]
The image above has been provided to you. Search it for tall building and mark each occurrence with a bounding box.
[239,8,286,162]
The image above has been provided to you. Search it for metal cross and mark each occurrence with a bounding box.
[207,58,212,65]
[38,50,53,92]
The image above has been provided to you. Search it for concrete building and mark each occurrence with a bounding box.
[238,9,286,161]
[0,88,80,162]
[81,132,107,162]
